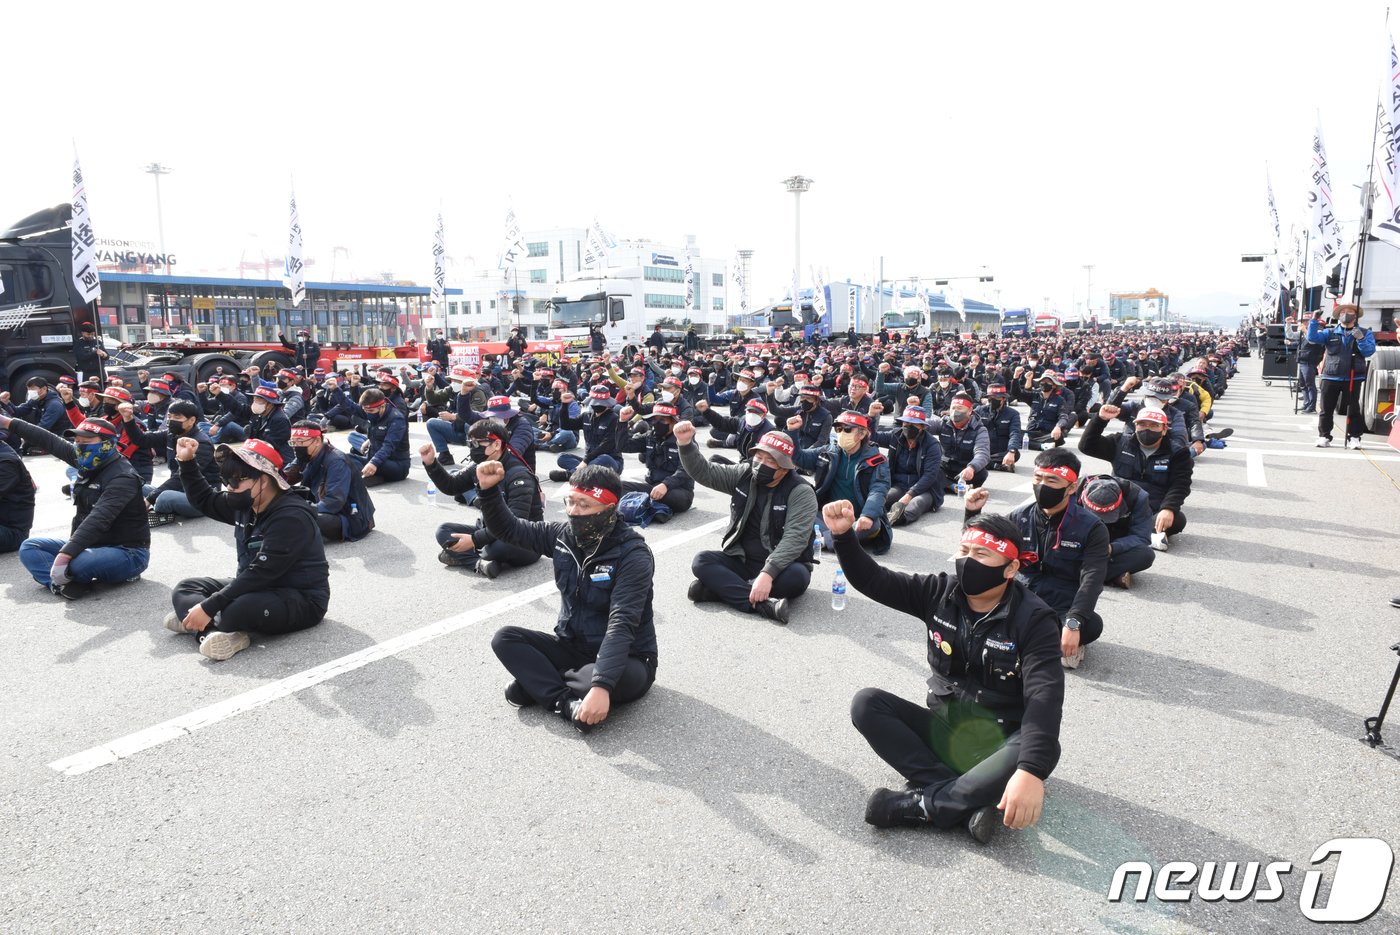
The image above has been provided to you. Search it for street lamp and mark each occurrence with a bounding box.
[782,175,813,295]
[143,163,173,275]
[1082,264,1094,322]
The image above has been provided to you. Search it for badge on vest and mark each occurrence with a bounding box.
[590,564,614,584]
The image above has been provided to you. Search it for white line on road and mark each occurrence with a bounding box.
[1205,446,1400,462]
[1245,451,1267,487]
[49,516,731,777]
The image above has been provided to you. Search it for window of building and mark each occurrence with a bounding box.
[529,269,548,284]
[489,300,497,310]
[712,273,723,287]
[645,293,687,309]
[475,301,483,315]
[448,302,458,315]
[645,266,685,283]
[712,297,724,310]
[527,242,549,258]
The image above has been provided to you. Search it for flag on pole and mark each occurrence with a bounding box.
[685,253,695,310]
[1258,172,1283,318]
[498,208,525,282]
[284,190,305,308]
[1307,118,1346,275]
[431,211,446,308]
[583,217,616,269]
[790,268,801,324]
[70,149,101,305]
[944,284,966,323]
[809,265,828,327]
[1374,31,1400,246]
[730,252,748,315]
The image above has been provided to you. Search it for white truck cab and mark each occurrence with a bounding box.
[548,275,649,355]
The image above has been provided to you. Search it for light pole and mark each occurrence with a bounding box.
[782,175,813,296]
[1082,264,1094,323]
[144,163,173,275]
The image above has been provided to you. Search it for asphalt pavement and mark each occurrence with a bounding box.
[3,357,1400,934]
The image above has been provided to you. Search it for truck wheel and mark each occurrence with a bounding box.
[183,353,243,386]
[247,349,294,376]
[10,365,69,397]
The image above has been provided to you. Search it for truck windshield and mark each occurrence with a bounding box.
[551,299,606,328]
[883,312,921,328]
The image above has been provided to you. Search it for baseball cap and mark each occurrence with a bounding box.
[753,431,797,470]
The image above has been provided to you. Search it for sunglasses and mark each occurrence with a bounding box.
[833,424,861,434]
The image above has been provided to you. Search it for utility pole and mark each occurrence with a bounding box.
[144,163,173,275]
[1082,264,1094,323]
[782,176,813,299]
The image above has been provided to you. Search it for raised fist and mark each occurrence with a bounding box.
[672,420,696,447]
[821,500,856,536]
[476,460,505,489]
[419,442,436,465]
[175,436,199,462]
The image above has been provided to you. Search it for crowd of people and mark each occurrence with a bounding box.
[1,319,1256,844]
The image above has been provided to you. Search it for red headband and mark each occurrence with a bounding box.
[960,527,1020,561]
[1036,465,1078,484]
[569,485,619,507]
[290,427,323,439]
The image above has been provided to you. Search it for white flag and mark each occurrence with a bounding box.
[284,191,305,308]
[1266,170,1281,252]
[1308,118,1347,275]
[809,266,828,325]
[583,217,616,269]
[944,284,967,323]
[431,211,446,307]
[685,254,695,309]
[69,149,100,305]
[730,252,748,315]
[791,268,801,323]
[497,208,526,281]
[1259,173,1282,317]
[1374,31,1400,246]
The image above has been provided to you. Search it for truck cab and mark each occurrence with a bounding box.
[881,298,932,338]
[548,276,646,355]
[0,204,98,388]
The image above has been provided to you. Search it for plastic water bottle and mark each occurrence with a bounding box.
[813,524,823,560]
[831,567,847,611]
[955,478,968,500]
[426,484,438,508]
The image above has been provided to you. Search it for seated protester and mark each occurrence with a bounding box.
[550,386,623,481]
[1017,370,1075,449]
[694,396,776,465]
[141,378,173,432]
[933,394,991,491]
[14,377,68,450]
[675,424,817,623]
[977,382,1024,472]
[1078,403,1191,551]
[794,410,893,554]
[1077,474,1154,589]
[425,366,490,465]
[167,436,330,661]
[874,365,930,418]
[119,400,219,524]
[222,385,294,468]
[309,372,354,431]
[1115,376,1199,455]
[90,386,155,485]
[276,369,308,423]
[820,374,879,420]
[775,385,835,451]
[288,421,375,543]
[830,501,1064,842]
[342,388,411,486]
[871,405,944,527]
[1,413,150,599]
[964,448,1109,670]
[536,384,581,453]
[462,393,538,471]
[0,423,36,552]
[615,402,694,519]
[923,368,964,414]
[483,462,657,734]
[207,376,251,441]
[419,421,541,578]
[1061,367,1092,426]
[372,371,411,417]
[706,367,763,444]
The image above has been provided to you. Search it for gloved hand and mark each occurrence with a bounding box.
[50,553,73,587]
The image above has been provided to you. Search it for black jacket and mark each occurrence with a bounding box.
[1078,414,1192,513]
[297,444,375,541]
[124,420,220,497]
[424,452,541,551]
[0,439,36,534]
[834,528,1064,780]
[479,483,656,691]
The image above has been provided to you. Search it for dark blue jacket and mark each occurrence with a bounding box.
[871,427,944,507]
[976,401,1023,456]
[562,406,621,464]
[16,392,66,433]
[1007,497,1109,622]
[620,422,692,490]
[1308,320,1377,382]
[299,444,375,541]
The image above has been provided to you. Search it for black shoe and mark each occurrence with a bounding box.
[559,698,592,735]
[687,580,716,603]
[548,469,570,482]
[437,548,473,568]
[756,598,790,625]
[504,680,535,708]
[147,511,177,528]
[52,580,91,601]
[966,805,999,845]
[1206,427,1234,441]
[475,559,499,580]
[886,502,907,525]
[706,439,727,449]
[1391,596,1400,609]
[437,450,455,466]
[649,511,672,524]
[863,788,928,828]
[61,484,72,497]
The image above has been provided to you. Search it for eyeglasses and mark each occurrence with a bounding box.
[833,424,860,434]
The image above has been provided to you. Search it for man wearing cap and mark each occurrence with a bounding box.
[234,384,295,469]
[167,436,330,661]
[280,330,321,373]
[425,366,488,465]
[482,461,658,733]
[775,385,835,452]
[536,384,582,453]
[461,392,538,470]
[871,406,944,527]
[829,500,1064,843]
[933,393,991,491]
[0,422,35,553]
[615,402,694,519]
[1077,474,1155,589]
[977,382,1023,472]
[1019,370,1075,449]
[161,371,201,409]
[428,329,451,369]
[1,412,150,599]
[73,322,107,383]
[339,388,411,486]
[206,376,251,441]
[288,420,375,542]
[140,378,174,432]
[1115,376,1202,454]
[794,410,893,554]
[14,377,67,442]
[117,399,219,524]
[694,396,776,465]
[550,387,623,480]
[1079,402,1192,551]
[1308,304,1377,448]
[274,369,307,422]
[965,448,1109,669]
[88,386,157,485]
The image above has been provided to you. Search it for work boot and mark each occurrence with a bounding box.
[199,630,251,661]
[966,805,999,845]
[548,469,570,482]
[503,680,535,709]
[687,580,716,603]
[438,548,473,568]
[756,598,790,625]
[475,559,499,580]
[437,450,455,466]
[863,788,929,828]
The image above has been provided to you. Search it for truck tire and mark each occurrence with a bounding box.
[1363,346,1400,433]
[10,364,69,397]
[247,349,294,377]
[183,353,243,386]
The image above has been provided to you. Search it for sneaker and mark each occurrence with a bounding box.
[756,598,790,625]
[1346,437,1362,450]
[559,697,592,735]
[1206,427,1234,441]
[1150,532,1168,552]
[885,502,906,526]
[147,511,177,528]
[1390,596,1400,609]
[1316,436,1331,448]
[503,680,535,708]
[966,805,1000,845]
[163,610,185,633]
[52,580,90,601]
[687,580,716,603]
[1110,572,1132,590]
[437,450,455,466]
[1062,645,1085,669]
[60,484,72,497]
[198,630,251,661]
[863,787,929,828]
[475,558,499,580]
[548,469,570,482]
[438,548,474,568]
[705,439,727,449]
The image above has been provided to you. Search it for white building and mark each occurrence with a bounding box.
[431,227,732,341]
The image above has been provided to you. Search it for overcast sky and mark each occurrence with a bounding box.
[5,1,1393,320]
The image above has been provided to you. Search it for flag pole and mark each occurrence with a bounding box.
[1354,16,1390,305]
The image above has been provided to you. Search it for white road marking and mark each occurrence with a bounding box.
[1245,451,1267,487]
[48,516,730,777]
[1203,446,1400,462]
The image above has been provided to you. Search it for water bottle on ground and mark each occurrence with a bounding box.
[813,524,823,560]
[426,484,438,508]
[955,478,968,500]
[832,567,847,611]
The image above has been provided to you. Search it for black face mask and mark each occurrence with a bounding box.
[802,399,817,410]
[905,378,919,386]
[569,509,616,547]
[903,426,921,441]
[1040,385,1054,395]
[1136,429,1164,447]
[955,556,1008,596]
[1033,482,1068,510]
[990,397,1005,409]
[168,420,189,436]
[224,489,254,511]
[592,407,609,418]
[468,444,491,464]
[277,379,289,390]
[294,448,312,464]
[754,463,778,486]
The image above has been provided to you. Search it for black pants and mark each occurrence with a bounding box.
[1150,506,1187,537]
[620,479,694,515]
[1034,582,1104,646]
[690,550,812,613]
[1106,543,1155,579]
[435,522,540,569]
[490,625,656,711]
[0,524,27,554]
[1318,379,1365,440]
[885,487,937,525]
[171,577,327,635]
[321,413,353,431]
[316,512,345,542]
[850,688,1021,829]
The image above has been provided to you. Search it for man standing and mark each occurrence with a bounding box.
[1307,304,1377,448]
[428,329,451,369]
[677,423,817,623]
[279,330,321,372]
[73,321,107,383]
[833,501,1064,843]
[167,437,330,661]
[646,324,668,355]
[483,462,658,734]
